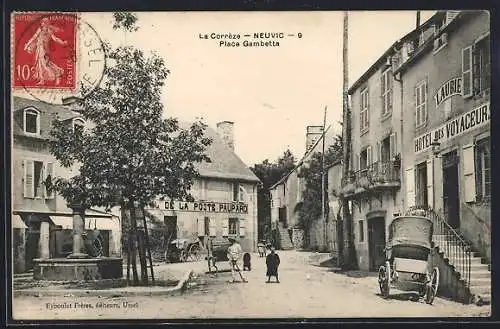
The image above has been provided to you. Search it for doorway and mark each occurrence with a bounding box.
[368,217,386,271]
[164,216,178,243]
[442,151,460,229]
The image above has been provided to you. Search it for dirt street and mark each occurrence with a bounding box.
[12,251,491,320]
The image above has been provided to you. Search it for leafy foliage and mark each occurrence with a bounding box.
[250,149,296,240]
[297,134,342,233]
[50,46,212,210]
[113,12,139,32]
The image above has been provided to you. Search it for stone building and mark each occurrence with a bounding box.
[343,10,490,302]
[269,126,339,251]
[144,121,260,253]
[11,96,121,274]
[394,10,490,300]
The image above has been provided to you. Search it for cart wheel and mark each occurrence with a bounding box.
[425,267,440,305]
[378,261,390,298]
[188,243,202,261]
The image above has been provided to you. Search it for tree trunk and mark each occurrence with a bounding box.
[137,230,149,286]
[129,203,140,285]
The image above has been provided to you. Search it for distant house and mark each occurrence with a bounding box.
[269,125,341,251]
[144,121,261,253]
[11,96,121,274]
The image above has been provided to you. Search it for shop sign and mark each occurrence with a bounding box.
[154,200,248,214]
[434,77,462,107]
[414,102,490,154]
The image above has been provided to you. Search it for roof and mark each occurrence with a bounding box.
[12,96,82,139]
[12,96,259,184]
[348,11,444,95]
[179,122,261,183]
[394,11,474,75]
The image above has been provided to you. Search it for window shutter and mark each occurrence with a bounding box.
[366,91,370,127]
[414,85,419,126]
[366,146,372,166]
[45,162,54,199]
[405,167,415,208]
[462,144,476,202]
[197,218,205,237]
[376,141,381,163]
[356,153,360,171]
[209,218,216,237]
[462,46,473,98]
[222,218,229,237]
[24,160,34,198]
[426,159,434,208]
[472,44,481,94]
[390,133,397,158]
[239,219,245,237]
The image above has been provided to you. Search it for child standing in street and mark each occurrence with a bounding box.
[266,246,280,283]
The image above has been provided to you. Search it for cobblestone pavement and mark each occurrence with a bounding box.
[12,251,491,320]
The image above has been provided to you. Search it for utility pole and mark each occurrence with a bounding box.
[321,106,327,252]
[340,10,354,269]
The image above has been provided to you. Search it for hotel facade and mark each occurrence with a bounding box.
[343,10,490,273]
[145,121,260,253]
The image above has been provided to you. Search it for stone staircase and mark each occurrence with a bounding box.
[433,234,491,305]
[277,224,294,250]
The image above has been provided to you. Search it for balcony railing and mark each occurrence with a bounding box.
[341,161,401,194]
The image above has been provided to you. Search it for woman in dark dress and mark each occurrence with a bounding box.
[266,246,280,283]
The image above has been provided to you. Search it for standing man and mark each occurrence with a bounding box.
[227,237,246,283]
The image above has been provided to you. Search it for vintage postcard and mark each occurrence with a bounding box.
[9,10,491,321]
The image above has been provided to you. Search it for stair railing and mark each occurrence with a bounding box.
[405,205,471,289]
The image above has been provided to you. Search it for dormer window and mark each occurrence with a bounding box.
[73,118,85,135]
[23,107,40,135]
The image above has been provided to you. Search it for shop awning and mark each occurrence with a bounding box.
[12,214,28,229]
[49,216,73,229]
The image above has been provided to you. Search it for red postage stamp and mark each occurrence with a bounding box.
[13,13,77,90]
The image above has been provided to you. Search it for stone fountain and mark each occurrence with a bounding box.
[32,204,123,281]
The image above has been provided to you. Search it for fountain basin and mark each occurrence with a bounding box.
[32,257,123,281]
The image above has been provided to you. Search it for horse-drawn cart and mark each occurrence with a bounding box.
[378,215,439,304]
[165,238,203,263]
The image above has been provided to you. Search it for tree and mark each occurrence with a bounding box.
[250,149,296,240]
[297,134,342,249]
[49,15,212,286]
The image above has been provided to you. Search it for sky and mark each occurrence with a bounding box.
[13,10,436,166]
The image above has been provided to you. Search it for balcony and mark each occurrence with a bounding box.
[341,160,401,198]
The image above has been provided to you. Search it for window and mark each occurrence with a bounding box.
[204,217,210,236]
[415,162,428,207]
[359,220,364,242]
[359,146,372,171]
[378,136,391,163]
[233,183,239,201]
[381,68,393,116]
[23,108,40,135]
[23,160,53,198]
[463,35,491,98]
[73,118,85,135]
[228,218,239,235]
[360,88,369,132]
[474,36,490,95]
[415,80,428,127]
[475,137,491,201]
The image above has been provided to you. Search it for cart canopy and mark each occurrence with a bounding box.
[388,216,433,250]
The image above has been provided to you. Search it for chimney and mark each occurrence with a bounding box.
[416,11,421,29]
[306,125,324,151]
[216,121,235,151]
